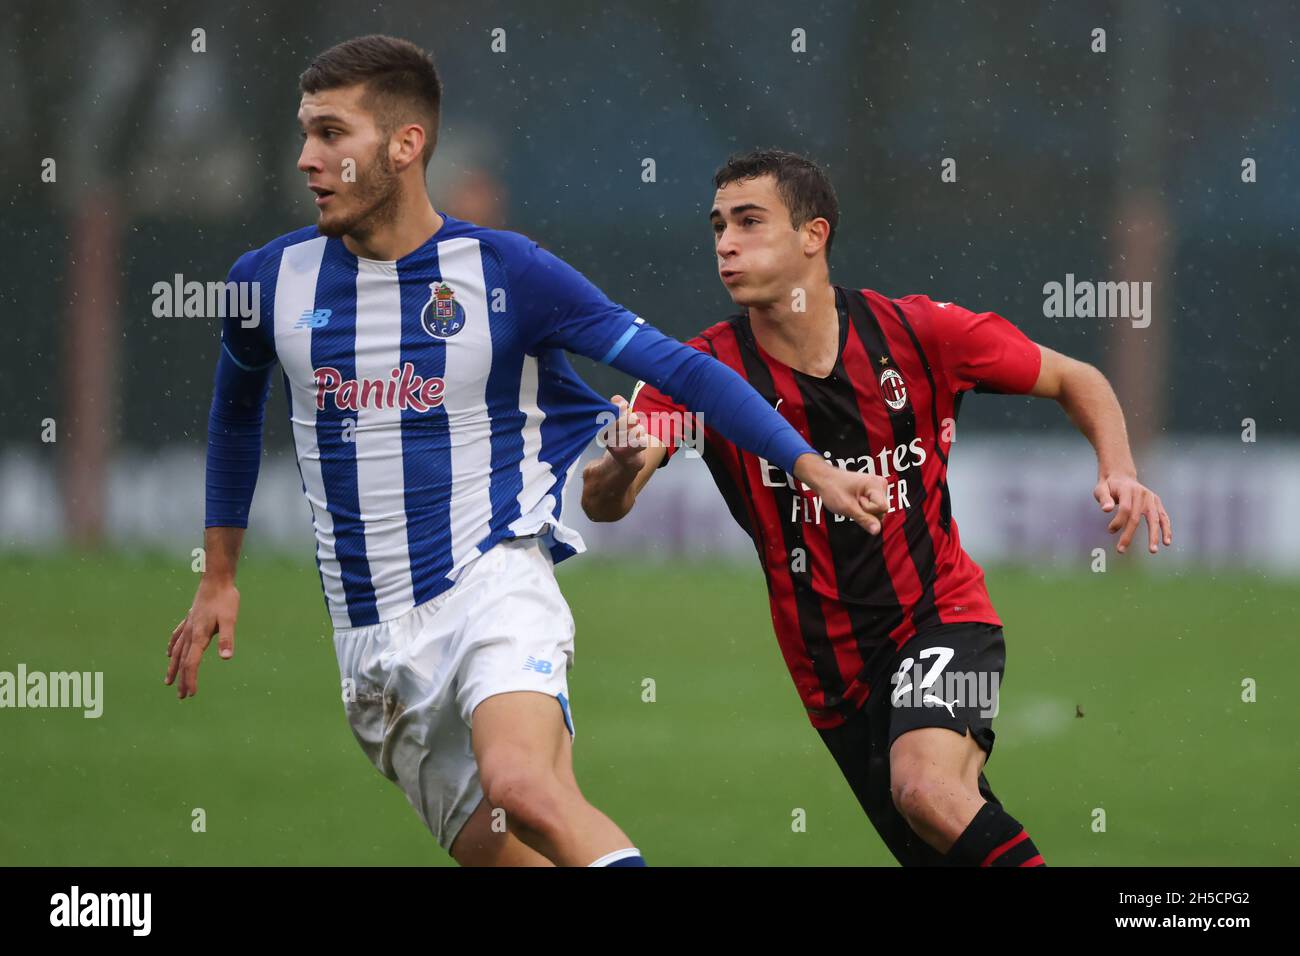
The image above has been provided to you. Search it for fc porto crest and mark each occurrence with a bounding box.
[879,366,909,411]
[420,282,466,338]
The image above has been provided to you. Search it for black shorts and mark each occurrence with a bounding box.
[817,621,1007,866]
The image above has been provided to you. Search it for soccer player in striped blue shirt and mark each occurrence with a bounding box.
[165,35,887,867]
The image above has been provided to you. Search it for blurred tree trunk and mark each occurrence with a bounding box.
[1109,3,1170,459]
[14,0,189,543]
[62,202,123,545]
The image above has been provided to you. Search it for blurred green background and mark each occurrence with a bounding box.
[2,552,1294,866]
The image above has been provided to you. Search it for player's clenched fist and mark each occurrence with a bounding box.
[600,394,651,472]
[166,577,240,699]
[794,453,889,535]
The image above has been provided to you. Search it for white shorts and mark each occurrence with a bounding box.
[332,534,576,851]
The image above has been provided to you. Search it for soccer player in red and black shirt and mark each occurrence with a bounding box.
[581,149,1173,867]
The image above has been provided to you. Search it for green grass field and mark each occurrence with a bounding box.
[0,551,1295,866]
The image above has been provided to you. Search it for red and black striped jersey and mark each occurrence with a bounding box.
[631,286,1042,729]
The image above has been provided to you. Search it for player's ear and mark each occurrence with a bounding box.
[803,218,831,258]
[392,122,426,171]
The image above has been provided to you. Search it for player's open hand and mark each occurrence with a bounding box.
[1095,473,1172,554]
[795,454,889,535]
[166,577,240,699]
[601,394,650,472]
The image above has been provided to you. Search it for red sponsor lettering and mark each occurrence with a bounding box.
[313,362,445,412]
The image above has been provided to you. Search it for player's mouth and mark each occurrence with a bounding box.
[310,185,336,207]
[720,269,744,285]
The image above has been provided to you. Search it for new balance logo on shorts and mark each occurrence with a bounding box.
[523,657,553,674]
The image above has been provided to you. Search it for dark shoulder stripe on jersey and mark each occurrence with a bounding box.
[310,240,378,626]
[730,317,849,716]
[699,332,760,544]
[708,324,830,706]
[883,297,949,467]
[836,311,927,645]
[791,309,904,689]
[875,294,957,534]
[845,289,943,637]
[397,242,456,605]
[765,344,872,709]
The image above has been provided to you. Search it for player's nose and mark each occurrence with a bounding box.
[716,228,740,258]
[296,142,322,174]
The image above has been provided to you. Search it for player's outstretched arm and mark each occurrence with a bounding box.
[608,330,888,533]
[166,527,244,699]
[581,393,889,533]
[1029,344,1172,554]
[581,395,666,522]
[169,253,275,699]
[512,243,887,531]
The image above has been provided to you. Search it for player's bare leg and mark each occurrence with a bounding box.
[471,690,638,866]
[888,726,988,852]
[449,798,554,867]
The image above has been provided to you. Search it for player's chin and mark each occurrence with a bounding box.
[720,279,754,305]
[725,285,770,309]
[316,208,351,238]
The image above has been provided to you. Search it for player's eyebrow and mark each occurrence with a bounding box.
[709,203,770,220]
[298,112,349,130]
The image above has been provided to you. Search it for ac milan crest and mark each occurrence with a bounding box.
[879,367,908,410]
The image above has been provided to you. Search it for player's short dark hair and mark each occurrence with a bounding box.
[300,35,443,168]
[713,149,839,257]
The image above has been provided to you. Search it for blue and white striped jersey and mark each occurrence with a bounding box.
[207,214,815,629]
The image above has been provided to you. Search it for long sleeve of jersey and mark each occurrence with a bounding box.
[205,251,276,528]
[514,243,816,475]
[605,325,814,473]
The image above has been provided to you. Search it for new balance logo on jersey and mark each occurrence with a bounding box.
[295,308,332,329]
[523,657,554,674]
[313,363,446,412]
